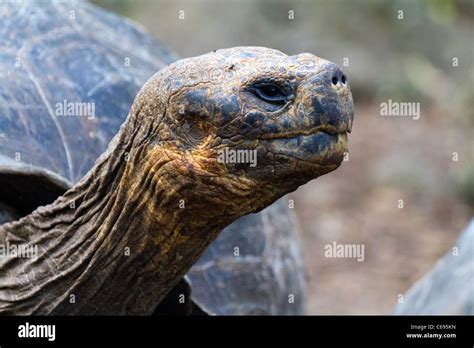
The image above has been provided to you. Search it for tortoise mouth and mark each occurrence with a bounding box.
[261,130,348,165]
[255,123,350,141]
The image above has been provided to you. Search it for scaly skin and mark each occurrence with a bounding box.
[0,47,354,315]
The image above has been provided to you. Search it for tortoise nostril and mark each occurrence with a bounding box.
[331,76,338,85]
[341,74,347,84]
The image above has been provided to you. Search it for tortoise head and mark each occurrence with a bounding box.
[128,46,354,214]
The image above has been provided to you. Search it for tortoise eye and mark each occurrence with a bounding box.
[251,82,289,105]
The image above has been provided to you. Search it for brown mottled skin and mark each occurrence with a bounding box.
[0,47,354,314]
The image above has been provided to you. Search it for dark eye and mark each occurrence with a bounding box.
[251,83,289,105]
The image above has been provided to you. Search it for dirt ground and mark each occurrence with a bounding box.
[290,104,472,314]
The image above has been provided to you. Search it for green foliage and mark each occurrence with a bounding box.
[92,0,134,16]
[458,165,474,209]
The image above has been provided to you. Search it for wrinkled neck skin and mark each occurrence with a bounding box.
[0,100,275,315]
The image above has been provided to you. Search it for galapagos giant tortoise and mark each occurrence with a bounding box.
[0,1,354,315]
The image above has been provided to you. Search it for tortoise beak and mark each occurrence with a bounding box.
[307,64,354,135]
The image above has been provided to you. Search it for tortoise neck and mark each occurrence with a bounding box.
[0,114,257,314]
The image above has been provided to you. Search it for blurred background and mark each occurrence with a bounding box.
[93,0,473,314]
